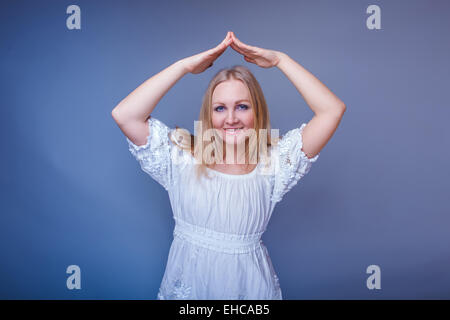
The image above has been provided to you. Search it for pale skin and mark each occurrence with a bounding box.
[112,31,346,175]
[210,79,257,174]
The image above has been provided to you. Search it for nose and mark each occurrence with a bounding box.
[225,109,239,125]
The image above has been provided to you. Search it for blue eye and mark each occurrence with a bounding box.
[214,104,249,112]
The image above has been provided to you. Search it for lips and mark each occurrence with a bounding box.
[224,127,244,135]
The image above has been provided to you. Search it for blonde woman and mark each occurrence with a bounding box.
[112,31,346,299]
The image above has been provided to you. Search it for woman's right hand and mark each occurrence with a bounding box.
[181,32,233,74]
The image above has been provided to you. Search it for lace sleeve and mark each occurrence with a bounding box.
[126,117,175,191]
[271,123,320,204]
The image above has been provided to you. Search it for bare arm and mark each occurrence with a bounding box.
[229,32,346,159]
[275,52,346,115]
[111,60,188,146]
[112,32,233,146]
[275,52,346,159]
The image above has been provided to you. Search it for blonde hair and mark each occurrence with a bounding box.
[169,65,278,180]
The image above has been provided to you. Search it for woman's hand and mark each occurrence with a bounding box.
[181,32,233,74]
[229,32,282,68]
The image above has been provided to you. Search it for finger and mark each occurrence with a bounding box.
[211,34,232,54]
[244,56,256,64]
[220,32,233,46]
[233,41,255,54]
[219,32,230,47]
[231,33,254,53]
[231,42,257,60]
[207,43,228,58]
[212,42,229,57]
[224,31,231,41]
[230,42,247,56]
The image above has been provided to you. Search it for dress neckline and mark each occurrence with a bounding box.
[205,163,259,178]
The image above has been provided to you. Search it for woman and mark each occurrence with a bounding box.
[112,31,346,299]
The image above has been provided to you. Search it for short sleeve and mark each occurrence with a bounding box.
[126,117,176,191]
[271,123,320,204]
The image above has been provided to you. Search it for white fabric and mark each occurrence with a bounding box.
[126,116,319,300]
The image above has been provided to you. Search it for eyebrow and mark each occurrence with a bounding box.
[212,99,250,106]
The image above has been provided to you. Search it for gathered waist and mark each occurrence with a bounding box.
[173,217,264,254]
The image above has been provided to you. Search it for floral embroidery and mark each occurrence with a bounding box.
[171,279,192,299]
[157,264,193,300]
[272,274,282,299]
[274,274,280,289]
[271,123,320,203]
[157,278,192,300]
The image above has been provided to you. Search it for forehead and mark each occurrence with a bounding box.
[212,80,250,103]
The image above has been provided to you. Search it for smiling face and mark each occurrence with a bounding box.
[211,79,255,148]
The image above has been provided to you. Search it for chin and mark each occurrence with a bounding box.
[224,136,248,148]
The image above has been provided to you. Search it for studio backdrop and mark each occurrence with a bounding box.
[1,0,449,299]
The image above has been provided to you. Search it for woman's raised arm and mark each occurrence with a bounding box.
[112,31,233,146]
[111,60,188,146]
[229,31,346,159]
[112,60,188,125]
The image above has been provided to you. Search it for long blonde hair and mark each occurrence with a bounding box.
[169,65,277,180]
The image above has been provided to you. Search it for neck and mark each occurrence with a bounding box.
[222,142,248,165]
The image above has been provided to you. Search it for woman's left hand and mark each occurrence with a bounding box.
[230,32,282,68]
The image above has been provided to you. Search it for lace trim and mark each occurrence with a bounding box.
[271,123,320,203]
[126,117,173,191]
[157,280,192,300]
[156,272,282,300]
[273,274,282,299]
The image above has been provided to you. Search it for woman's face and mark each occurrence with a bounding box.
[211,79,255,148]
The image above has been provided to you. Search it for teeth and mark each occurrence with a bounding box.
[225,128,243,131]
[224,128,243,135]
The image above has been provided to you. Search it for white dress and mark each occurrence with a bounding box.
[126,116,320,300]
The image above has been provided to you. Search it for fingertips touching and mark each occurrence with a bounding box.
[226,33,233,44]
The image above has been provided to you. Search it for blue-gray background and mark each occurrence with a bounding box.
[1,0,449,299]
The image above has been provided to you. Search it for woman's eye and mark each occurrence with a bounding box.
[214,104,249,112]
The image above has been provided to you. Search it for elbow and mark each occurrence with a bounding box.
[111,107,123,125]
[327,103,346,118]
[338,103,346,115]
[111,108,118,120]
[329,103,346,120]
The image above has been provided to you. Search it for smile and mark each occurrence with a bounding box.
[224,127,244,135]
